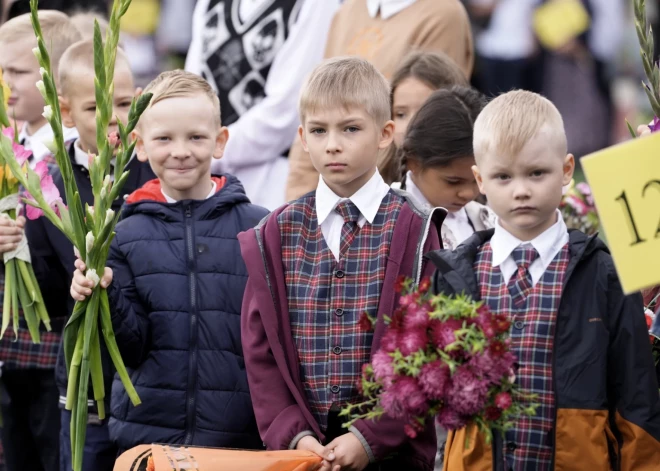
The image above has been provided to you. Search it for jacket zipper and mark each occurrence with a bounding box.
[549,236,596,469]
[183,204,199,445]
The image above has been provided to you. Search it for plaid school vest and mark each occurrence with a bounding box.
[279,191,404,430]
[474,242,570,471]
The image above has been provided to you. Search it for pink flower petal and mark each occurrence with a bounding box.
[25,203,44,220]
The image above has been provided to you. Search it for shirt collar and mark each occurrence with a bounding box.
[74,140,91,169]
[491,210,567,267]
[316,170,390,226]
[19,122,79,164]
[366,0,418,19]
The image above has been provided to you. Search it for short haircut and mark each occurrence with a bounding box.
[391,51,468,98]
[141,70,221,125]
[59,39,132,97]
[473,90,567,162]
[299,56,391,125]
[69,10,110,40]
[0,11,82,74]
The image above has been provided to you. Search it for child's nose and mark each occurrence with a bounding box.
[457,184,479,202]
[325,132,341,153]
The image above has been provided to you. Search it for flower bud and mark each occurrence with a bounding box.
[104,209,114,226]
[35,80,46,99]
[42,136,57,154]
[85,269,100,288]
[42,105,53,121]
[39,68,47,80]
[32,48,41,61]
[85,231,95,254]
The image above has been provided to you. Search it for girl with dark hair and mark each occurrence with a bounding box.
[378,50,469,183]
[397,86,495,249]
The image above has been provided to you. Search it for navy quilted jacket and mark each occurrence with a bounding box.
[106,175,267,451]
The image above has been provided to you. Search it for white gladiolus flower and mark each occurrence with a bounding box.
[39,67,47,80]
[85,269,100,288]
[42,136,57,154]
[35,80,46,98]
[42,105,53,121]
[85,232,95,254]
[32,47,41,61]
[104,209,115,226]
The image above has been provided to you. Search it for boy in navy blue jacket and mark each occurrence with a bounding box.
[70,69,267,453]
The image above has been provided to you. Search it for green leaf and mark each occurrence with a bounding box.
[626,119,638,139]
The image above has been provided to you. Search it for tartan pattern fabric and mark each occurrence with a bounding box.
[0,274,60,370]
[474,242,570,471]
[335,200,361,258]
[279,191,403,430]
[507,246,540,307]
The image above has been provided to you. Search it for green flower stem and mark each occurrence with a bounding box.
[1,260,13,337]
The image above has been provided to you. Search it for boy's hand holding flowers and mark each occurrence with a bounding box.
[70,257,112,301]
[295,436,335,471]
[0,215,25,253]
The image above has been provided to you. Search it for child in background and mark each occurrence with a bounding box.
[429,90,660,470]
[397,87,494,250]
[239,57,442,471]
[0,11,81,471]
[69,70,267,455]
[379,51,468,183]
[69,10,111,39]
[0,11,79,163]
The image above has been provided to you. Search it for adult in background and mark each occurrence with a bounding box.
[186,0,341,210]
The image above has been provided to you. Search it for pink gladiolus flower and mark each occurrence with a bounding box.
[380,377,427,418]
[108,131,120,148]
[25,161,64,220]
[418,360,450,400]
[495,392,513,411]
[398,327,427,356]
[446,365,489,416]
[2,127,32,165]
[649,116,660,133]
[436,407,467,430]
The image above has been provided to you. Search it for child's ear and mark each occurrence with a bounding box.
[133,131,148,162]
[59,96,75,128]
[298,125,309,153]
[562,153,575,186]
[379,120,395,150]
[472,164,486,195]
[212,126,229,160]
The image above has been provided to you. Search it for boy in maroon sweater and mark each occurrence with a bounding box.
[239,57,443,471]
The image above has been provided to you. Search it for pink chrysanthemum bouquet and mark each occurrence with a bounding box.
[341,277,536,442]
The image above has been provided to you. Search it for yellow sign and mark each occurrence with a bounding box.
[533,0,590,50]
[582,133,660,294]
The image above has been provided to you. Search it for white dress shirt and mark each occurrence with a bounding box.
[366,0,419,19]
[19,123,78,167]
[187,0,341,210]
[490,210,569,286]
[316,171,390,261]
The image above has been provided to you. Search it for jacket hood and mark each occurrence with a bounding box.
[121,174,250,221]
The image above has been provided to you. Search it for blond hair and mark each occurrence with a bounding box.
[58,39,132,97]
[0,11,81,74]
[299,56,391,125]
[141,70,220,124]
[473,90,567,162]
[69,11,111,40]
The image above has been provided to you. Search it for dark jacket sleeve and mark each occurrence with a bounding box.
[605,257,660,469]
[106,237,150,368]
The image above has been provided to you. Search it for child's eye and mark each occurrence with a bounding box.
[310,128,325,135]
[156,136,169,142]
[530,170,546,177]
[394,112,406,119]
[345,126,360,133]
[190,135,204,141]
[119,101,131,108]
[495,174,510,181]
[86,106,97,112]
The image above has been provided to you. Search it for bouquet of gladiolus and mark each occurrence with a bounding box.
[0,2,151,470]
[0,69,51,342]
[340,277,537,443]
[560,179,599,236]
[628,0,660,137]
